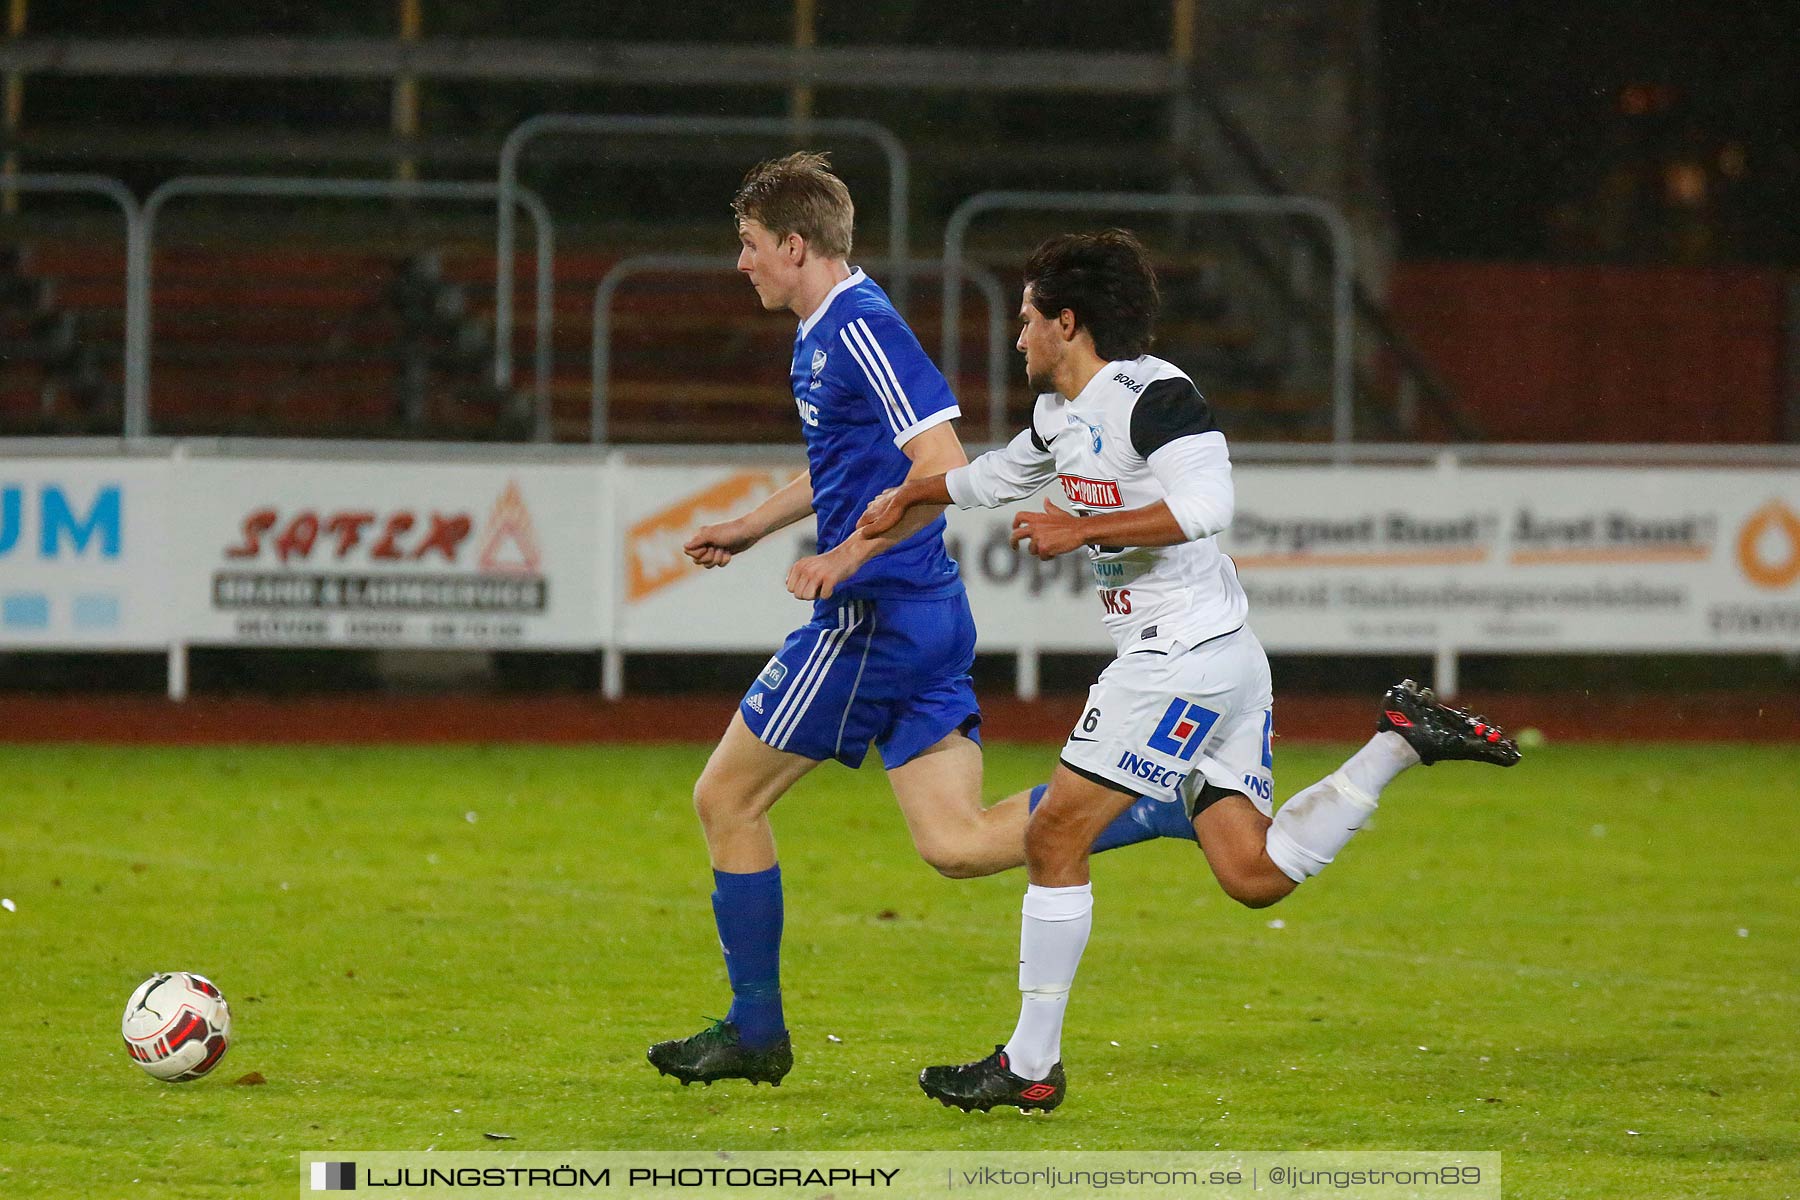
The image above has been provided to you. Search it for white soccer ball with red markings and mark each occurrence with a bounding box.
[121,972,232,1081]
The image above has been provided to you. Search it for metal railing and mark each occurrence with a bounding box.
[0,38,1182,94]
[127,176,555,440]
[496,114,911,403]
[588,255,1009,445]
[11,437,1791,468]
[1172,79,1480,439]
[2,174,141,435]
[941,190,1356,444]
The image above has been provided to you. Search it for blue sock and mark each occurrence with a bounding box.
[711,865,785,1048]
[1029,782,1199,851]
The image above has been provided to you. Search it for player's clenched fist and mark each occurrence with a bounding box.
[684,519,759,568]
[1010,498,1085,560]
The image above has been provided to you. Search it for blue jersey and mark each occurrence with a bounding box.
[791,269,963,600]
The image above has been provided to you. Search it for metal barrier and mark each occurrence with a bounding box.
[496,114,911,395]
[941,190,1356,443]
[126,177,555,441]
[12,436,1791,468]
[588,255,1010,445]
[3,174,142,435]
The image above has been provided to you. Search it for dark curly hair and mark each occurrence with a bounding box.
[1022,229,1160,361]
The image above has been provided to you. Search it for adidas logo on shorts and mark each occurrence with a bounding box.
[746,692,765,714]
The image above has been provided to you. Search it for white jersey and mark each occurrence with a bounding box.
[947,354,1248,654]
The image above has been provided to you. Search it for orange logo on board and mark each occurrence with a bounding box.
[1737,500,1800,590]
[627,471,789,602]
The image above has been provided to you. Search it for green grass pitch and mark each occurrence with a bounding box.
[1,740,1796,1198]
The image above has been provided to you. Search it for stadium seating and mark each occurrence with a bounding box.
[0,244,121,433]
[0,238,1302,442]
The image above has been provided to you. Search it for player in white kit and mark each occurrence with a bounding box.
[860,230,1520,1112]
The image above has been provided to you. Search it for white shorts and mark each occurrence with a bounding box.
[1059,624,1276,818]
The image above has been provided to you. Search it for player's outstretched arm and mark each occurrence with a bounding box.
[856,421,964,540]
[789,424,966,599]
[858,475,950,538]
[1010,498,1188,560]
[860,422,1054,536]
[1010,434,1234,560]
[685,470,815,569]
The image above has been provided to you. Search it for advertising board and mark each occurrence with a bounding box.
[178,459,607,649]
[0,458,172,649]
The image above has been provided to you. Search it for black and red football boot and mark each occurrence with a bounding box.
[919,1045,1065,1113]
[1378,679,1522,767]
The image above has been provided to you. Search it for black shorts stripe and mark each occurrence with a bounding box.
[1189,780,1242,819]
[1057,757,1141,798]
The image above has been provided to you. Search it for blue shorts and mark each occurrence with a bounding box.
[740,592,981,769]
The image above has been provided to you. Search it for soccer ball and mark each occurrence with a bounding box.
[121,972,232,1082]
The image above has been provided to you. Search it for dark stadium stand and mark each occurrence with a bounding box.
[1,238,1308,443]
[0,244,121,432]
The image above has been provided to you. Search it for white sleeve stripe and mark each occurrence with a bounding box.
[839,327,905,434]
[852,318,920,427]
[843,319,913,431]
[838,324,906,434]
[891,404,960,449]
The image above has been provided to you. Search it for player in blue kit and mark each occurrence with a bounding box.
[647,154,1195,1090]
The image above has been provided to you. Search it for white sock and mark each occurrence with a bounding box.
[1002,882,1092,1081]
[1338,731,1419,796]
[1264,733,1416,884]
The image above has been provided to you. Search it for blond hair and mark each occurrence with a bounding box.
[731,151,854,259]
